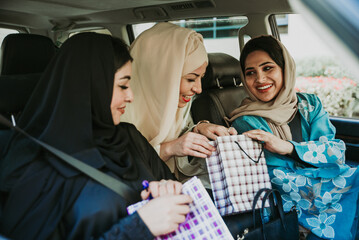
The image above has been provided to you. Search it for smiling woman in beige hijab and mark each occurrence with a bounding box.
[122,22,237,188]
[227,35,359,240]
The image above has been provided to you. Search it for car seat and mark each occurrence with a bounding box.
[0,33,56,75]
[0,34,56,154]
[191,53,248,127]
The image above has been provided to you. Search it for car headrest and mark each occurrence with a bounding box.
[0,73,41,114]
[0,33,56,75]
[201,53,241,90]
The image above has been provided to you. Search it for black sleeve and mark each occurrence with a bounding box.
[124,123,175,180]
[96,212,154,240]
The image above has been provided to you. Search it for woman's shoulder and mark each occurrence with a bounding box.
[296,92,321,105]
[232,114,267,125]
[231,115,269,133]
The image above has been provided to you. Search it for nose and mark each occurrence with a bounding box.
[256,71,265,83]
[126,87,134,103]
[192,78,202,94]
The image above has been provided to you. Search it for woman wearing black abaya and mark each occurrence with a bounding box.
[0,33,192,240]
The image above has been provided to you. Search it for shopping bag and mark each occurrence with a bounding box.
[127,176,234,240]
[206,134,272,216]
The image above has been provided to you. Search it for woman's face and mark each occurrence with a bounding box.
[111,61,134,125]
[244,50,283,102]
[178,61,207,108]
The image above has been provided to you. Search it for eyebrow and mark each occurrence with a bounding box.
[119,75,131,80]
[245,61,274,71]
[186,73,200,77]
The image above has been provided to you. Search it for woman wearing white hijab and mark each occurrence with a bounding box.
[228,35,359,240]
[122,22,237,188]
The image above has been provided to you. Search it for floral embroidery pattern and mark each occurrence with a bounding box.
[271,169,301,192]
[319,136,346,160]
[321,168,357,188]
[282,191,311,217]
[298,99,314,121]
[307,213,335,238]
[314,192,343,213]
[303,143,327,164]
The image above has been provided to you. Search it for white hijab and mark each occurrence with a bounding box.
[122,22,208,171]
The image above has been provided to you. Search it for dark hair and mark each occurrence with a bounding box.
[240,36,284,72]
[111,37,133,71]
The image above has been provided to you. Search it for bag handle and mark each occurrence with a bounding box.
[234,140,264,163]
[261,189,287,239]
[251,188,271,229]
[0,114,137,201]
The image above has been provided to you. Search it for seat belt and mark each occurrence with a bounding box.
[288,110,302,142]
[0,114,137,201]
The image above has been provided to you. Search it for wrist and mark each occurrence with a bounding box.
[193,120,210,133]
[159,142,172,162]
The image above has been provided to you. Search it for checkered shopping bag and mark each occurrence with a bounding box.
[206,134,272,216]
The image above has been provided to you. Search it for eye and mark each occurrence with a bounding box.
[118,85,128,90]
[263,66,273,71]
[187,78,196,82]
[245,71,255,76]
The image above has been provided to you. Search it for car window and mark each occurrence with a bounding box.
[275,14,359,119]
[132,17,248,59]
[0,28,19,46]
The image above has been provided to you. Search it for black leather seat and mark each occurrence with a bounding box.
[191,53,248,127]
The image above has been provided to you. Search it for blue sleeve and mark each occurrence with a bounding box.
[97,212,154,240]
[231,115,272,134]
[291,94,347,177]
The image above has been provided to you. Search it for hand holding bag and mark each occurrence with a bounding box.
[206,134,272,216]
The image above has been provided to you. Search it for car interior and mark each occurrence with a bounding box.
[0,0,358,159]
[0,0,358,239]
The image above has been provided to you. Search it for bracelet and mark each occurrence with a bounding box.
[193,120,210,133]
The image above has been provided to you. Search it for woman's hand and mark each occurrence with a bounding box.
[195,123,237,140]
[243,129,294,155]
[137,194,193,236]
[141,179,182,200]
[160,132,216,161]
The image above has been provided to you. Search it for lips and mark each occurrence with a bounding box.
[256,84,273,93]
[182,95,192,103]
[118,106,125,114]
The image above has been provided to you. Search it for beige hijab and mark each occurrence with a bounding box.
[121,22,208,171]
[227,36,297,140]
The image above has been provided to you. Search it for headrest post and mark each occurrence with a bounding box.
[216,78,223,89]
[233,77,240,87]
[11,114,16,126]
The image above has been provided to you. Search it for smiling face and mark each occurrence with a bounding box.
[178,61,207,108]
[244,50,284,102]
[110,61,134,125]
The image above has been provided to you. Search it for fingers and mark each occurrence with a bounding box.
[137,194,192,236]
[183,132,216,156]
[141,189,150,200]
[243,129,268,142]
[196,123,238,139]
[147,180,183,198]
[228,127,238,135]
